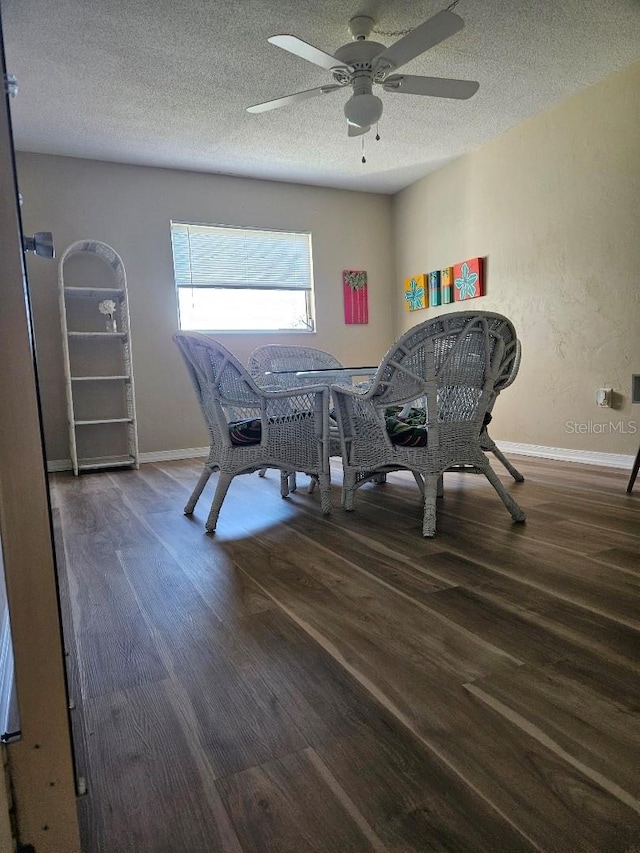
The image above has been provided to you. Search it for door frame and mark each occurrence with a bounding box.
[0,10,80,852]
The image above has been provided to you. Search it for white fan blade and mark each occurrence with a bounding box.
[373,10,464,74]
[268,35,348,72]
[347,123,370,137]
[247,85,343,114]
[383,75,479,100]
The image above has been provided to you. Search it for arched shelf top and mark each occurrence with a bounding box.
[59,240,126,286]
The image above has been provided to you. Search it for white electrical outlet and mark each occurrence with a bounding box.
[595,388,612,407]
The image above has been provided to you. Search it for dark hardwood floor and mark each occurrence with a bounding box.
[50,454,640,852]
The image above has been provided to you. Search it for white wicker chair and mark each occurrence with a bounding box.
[248,344,345,492]
[331,311,526,537]
[173,332,332,532]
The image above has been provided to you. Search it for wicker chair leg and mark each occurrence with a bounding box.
[412,471,425,496]
[482,464,526,523]
[280,471,290,498]
[184,465,213,515]
[491,447,525,482]
[627,444,640,492]
[258,468,297,490]
[343,472,357,510]
[318,473,332,515]
[373,473,387,484]
[205,472,234,533]
[422,474,439,537]
[437,474,444,498]
[482,430,524,482]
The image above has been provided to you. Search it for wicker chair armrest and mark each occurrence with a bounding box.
[330,382,382,401]
[261,383,329,400]
[331,386,385,435]
[261,386,330,433]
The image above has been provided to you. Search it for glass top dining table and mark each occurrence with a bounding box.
[264,365,415,418]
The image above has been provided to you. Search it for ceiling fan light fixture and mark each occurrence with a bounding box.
[344,93,383,128]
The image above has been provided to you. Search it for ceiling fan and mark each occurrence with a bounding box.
[247,9,479,137]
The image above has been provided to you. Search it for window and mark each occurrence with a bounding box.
[171,222,315,332]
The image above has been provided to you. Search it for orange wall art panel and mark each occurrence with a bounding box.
[453,257,484,301]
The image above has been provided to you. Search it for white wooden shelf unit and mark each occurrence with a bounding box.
[58,240,139,475]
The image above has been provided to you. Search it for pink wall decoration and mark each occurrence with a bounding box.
[343,270,369,324]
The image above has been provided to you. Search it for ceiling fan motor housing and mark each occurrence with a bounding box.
[333,40,388,70]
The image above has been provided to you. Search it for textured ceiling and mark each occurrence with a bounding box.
[3,0,640,194]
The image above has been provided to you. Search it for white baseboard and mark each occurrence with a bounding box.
[496,441,634,470]
[47,447,208,473]
[47,458,72,472]
[47,442,634,474]
[139,447,209,463]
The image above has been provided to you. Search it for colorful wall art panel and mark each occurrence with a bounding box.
[343,270,369,324]
[441,267,454,304]
[404,275,427,312]
[453,257,484,302]
[428,271,441,307]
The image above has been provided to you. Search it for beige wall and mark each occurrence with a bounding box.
[393,60,640,455]
[17,60,640,461]
[16,154,395,461]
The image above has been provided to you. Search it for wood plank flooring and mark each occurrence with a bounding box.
[50,455,640,852]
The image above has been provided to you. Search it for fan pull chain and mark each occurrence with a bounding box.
[361,136,366,164]
[375,124,380,142]
[373,0,462,37]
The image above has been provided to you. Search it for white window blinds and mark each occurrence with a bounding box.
[171,222,313,290]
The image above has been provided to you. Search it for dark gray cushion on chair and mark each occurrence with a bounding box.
[385,407,428,447]
[384,406,492,447]
[228,418,262,445]
[228,411,315,446]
